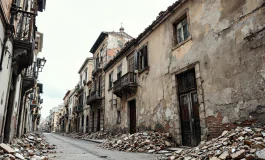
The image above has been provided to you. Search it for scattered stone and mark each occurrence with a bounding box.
[256,148,265,159]
[0,143,15,154]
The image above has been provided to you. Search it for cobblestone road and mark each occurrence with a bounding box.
[44,133,159,160]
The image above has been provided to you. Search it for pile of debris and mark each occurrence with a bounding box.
[82,131,113,140]
[100,131,175,153]
[0,133,56,160]
[159,126,265,160]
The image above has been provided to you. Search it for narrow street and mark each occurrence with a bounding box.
[44,133,159,160]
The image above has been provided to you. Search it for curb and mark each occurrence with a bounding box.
[81,138,106,144]
[52,133,106,144]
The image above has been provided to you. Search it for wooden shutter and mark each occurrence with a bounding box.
[134,51,138,71]
[143,45,148,68]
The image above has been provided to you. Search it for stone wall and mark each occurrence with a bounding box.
[135,0,265,145]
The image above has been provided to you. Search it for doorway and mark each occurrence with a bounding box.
[128,100,136,134]
[92,112,94,132]
[97,109,100,131]
[177,68,201,146]
[4,75,16,143]
[86,115,89,133]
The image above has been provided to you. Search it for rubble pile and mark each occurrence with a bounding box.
[82,131,113,140]
[100,131,175,153]
[0,133,56,160]
[159,126,265,160]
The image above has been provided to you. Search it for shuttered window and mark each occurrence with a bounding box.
[139,45,148,70]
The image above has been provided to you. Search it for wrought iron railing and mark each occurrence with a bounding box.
[73,105,83,113]
[86,90,101,104]
[92,63,102,75]
[21,64,37,79]
[15,10,35,42]
[113,72,137,92]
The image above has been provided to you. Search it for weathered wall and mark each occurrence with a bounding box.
[0,21,13,140]
[9,75,22,140]
[135,0,265,144]
[104,55,132,134]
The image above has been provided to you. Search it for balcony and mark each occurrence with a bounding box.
[113,72,137,97]
[92,63,102,76]
[13,11,35,74]
[22,65,36,94]
[73,105,83,113]
[86,90,102,105]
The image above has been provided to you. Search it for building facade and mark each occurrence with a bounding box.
[0,0,46,143]
[103,0,265,147]
[86,29,133,133]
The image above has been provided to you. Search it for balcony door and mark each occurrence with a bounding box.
[117,64,122,79]
[128,56,134,72]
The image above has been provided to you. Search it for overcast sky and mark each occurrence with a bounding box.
[37,0,177,118]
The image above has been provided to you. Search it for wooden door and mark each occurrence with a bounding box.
[97,109,100,131]
[129,100,136,134]
[92,112,94,132]
[128,56,134,72]
[86,115,89,133]
[177,69,201,146]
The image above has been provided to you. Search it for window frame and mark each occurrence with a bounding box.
[138,43,149,73]
[117,64,122,79]
[108,71,113,90]
[172,10,191,49]
[117,110,121,124]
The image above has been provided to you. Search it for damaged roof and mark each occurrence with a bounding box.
[90,31,133,54]
[104,0,184,71]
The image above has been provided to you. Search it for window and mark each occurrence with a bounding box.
[109,72,113,89]
[139,45,148,70]
[128,56,134,72]
[174,16,190,45]
[117,110,121,124]
[117,64,122,79]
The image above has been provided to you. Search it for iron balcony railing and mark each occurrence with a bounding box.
[15,10,35,42]
[113,72,137,93]
[15,11,35,42]
[92,63,102,75]
[73,105,83,113]
[86,90,101,105]
[22,65,37,80]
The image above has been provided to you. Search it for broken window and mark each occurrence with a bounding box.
[117,64,122,79]
[109,72,113,89]
[117,110,121,124]
[138,45,148,71]
[174,16,190,45]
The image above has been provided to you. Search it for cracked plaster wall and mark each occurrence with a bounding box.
[135,0,265,144]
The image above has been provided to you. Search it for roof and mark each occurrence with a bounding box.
[63,90,70,100]
[103,0,184,71]
[90,32,108,54]
[90,31,133,54]
[104,39,136,72]
[78,57,93,74]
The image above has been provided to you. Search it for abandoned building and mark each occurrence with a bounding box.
[86,29,133,132]
[103,0,265,146]
[53,0,265,147]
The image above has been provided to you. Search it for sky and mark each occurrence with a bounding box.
[37,0,177,118]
